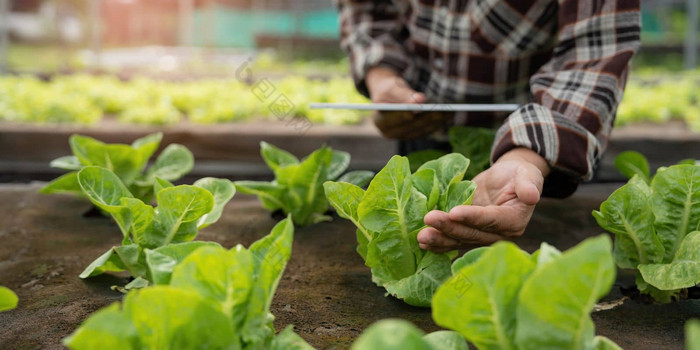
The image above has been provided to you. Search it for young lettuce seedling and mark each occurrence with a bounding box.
[76,166,235,289]
[432,236,620,350]
[64,217,315,350]
[594,158,700,303]
[41,133,194,204]
[235,142,374,226]
[324,153,476,307]
[0,286,18,312]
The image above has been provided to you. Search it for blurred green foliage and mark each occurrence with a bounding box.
[0,74,370,126]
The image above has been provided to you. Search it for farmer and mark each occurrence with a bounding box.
[338,0,641,251]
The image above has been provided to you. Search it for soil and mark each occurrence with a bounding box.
[0,182,693,349]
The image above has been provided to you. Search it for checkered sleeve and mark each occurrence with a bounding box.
[337,0,410,97]
[491,0,641,196]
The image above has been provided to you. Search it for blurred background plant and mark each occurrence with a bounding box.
[0,0,697,130]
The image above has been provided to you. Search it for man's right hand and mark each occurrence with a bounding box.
[366,67,449,140]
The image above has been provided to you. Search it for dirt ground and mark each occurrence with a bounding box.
[0,182,694,349]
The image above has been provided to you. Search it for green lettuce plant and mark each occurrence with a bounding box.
[64,217,313,350]
[613,150,651,183]
[0,286,18,312]
[594,160,700,302]
[350,319,467,350]
[614,150,698,184]
[448,126,495,179]
[324,153,476,307]
[407,126,495,178]
[76,166,235,289]
[41,133,194,203]
[432,236,620,350]
[235,142,374,226]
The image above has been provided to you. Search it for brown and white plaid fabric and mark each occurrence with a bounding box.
[338,0,641,194]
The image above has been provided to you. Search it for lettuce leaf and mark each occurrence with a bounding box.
[594,161,700,303]
[325,154,475,307]
[76,166,235,286]
[515,236,616,349]
[236,142,374,226]
[350,319,467,350]
[448,126,495,179]
[41,133,194,204]
[65,218,305,350]
[614,150,650,183]
[405,126,494,179]
[638,231,700,291]
[433,243,534,349]
[432,236,618,350]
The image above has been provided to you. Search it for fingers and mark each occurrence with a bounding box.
[447,205,529,238]
[372,76,426,104]
[389,76,426,104]
[417,227,461,253]
[425,210,505,244]
[514,167,542,206]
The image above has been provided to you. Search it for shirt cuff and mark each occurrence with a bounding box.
[490,103,602,198]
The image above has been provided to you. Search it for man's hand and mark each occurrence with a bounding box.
[417,148,550,252]
[366,67,448,140]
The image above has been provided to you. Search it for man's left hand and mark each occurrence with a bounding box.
[416,148,550,252]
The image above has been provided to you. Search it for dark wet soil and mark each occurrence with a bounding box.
[0,183,693,349]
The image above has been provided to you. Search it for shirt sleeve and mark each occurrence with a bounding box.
[337,0,410,97]
[490,0,641,198]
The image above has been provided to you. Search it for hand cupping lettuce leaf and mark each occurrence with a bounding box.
[324,154,475,307]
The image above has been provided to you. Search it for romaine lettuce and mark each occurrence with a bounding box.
[613,150,651,183]
[41,133,194,204]
[235,142,374,226]
[75,166,235,288]
[432,236,620,350]
[594,160,700,302]
[448,126,495,179]
[406,126,495,178]
[64,217,313,350]
[324,154,476,307]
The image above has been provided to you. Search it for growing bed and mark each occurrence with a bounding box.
[1,70,699,349]
[0,183,696,349]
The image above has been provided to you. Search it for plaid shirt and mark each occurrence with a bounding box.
[338,0,641,196]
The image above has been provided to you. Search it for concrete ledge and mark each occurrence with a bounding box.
[1,120,697,183]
